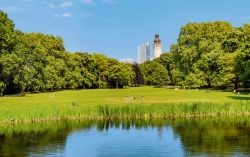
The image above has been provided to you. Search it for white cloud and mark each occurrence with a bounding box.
[52,13,73,18]
[101,0,118,4]
[82,0,95,5]
[48,2,55,8]
[62,13,72,17]
[60,1,73,8]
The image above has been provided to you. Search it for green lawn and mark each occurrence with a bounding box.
[0,86,249,124]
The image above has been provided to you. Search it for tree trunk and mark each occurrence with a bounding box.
[20,86,25,96]
[234,81,238,89]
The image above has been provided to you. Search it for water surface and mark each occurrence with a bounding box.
[0,118,250,157]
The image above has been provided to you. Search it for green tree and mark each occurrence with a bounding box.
[64,53,84,89]
[0,11,16,94]
[211,53,236,89]
[239,60,250,87]
[235,24,250,87]
[78,53,97,88]
[132,63,144,86]
[184,72,207,89]
[93,54,110,88]
[172,22,235,88]
[140,61,171,87]
[107,63,135,88]
[44,56,66,90]
[1,32,67,94]
[155,52,175,84]
[0,11,15,56]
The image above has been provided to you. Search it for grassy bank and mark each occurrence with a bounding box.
[0,87,249,124]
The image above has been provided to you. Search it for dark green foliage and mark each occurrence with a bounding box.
[234,25,250,88]
[132,63,144,86]
[241,60,250,87]
[0,81,4,96]
[0,11,16,94]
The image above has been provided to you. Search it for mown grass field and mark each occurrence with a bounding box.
[0,86,249,124]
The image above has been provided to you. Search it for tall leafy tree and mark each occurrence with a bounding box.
[243,60,250,87]
[44,56,66,90]
[140,61,171,87]
[64,53,84,89]
[235,24,250,87]
[0,11,16,94]
[155,52,175,85]
[0,11,15,56]
[92,54,110,88]
[132,63,144,86]
[107,63,135,88]
[172,22,235,88]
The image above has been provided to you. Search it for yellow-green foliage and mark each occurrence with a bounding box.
[0,87,249,123]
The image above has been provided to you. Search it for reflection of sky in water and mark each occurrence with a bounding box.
[5,121,250,157]
[64,126,183,157]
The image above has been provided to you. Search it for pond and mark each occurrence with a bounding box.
[0,118,250,157]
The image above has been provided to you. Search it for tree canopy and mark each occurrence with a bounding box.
[0,11,250,95]
[0,11,136,95]
[164,22,249,89]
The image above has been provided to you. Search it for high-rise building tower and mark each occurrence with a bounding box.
[138,41,150,64]
[153,33,162,59]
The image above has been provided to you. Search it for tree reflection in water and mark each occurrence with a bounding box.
[0,117,249,157]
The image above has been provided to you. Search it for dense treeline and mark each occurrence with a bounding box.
[141,22,250,89]
[171,22,250,89]
[0,11,135,95]
[0,11,250,95]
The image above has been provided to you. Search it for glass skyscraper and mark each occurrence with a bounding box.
[138,42,150,64]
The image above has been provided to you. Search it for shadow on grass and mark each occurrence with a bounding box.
[228,96,250,100]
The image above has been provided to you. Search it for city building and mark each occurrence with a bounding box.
[153,33,162,59]
[137,41,150,64]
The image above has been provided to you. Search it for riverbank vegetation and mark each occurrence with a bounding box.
[1,116,250,135]
[0,11,250,124]
[1,117,250,157]
[1,11,250,96]
[0,87,249,124]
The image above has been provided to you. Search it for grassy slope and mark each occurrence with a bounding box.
[0,87,249,123]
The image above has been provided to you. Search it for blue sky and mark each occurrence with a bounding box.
[0,0,250,61]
